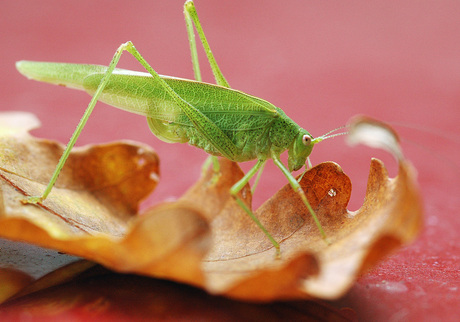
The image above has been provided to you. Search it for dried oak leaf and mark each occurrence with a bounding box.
[0,112,423,302]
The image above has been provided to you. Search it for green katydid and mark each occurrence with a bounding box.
[16,0,346,257]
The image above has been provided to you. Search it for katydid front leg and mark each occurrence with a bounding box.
[271,153,329,243]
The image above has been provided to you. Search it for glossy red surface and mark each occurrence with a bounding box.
[1,1,459,320]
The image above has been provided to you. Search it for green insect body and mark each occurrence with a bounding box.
[17,62,313,170]
[16,1,339,257]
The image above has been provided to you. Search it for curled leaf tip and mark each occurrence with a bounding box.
[346,116,404,161]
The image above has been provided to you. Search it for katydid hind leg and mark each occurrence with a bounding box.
[184,0,202,82]
[230,160,281,257]
[184,0,230,88]
[22,42,131,204]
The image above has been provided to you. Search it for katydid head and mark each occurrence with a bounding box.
[288,126,348,172]
[288,130,315,172]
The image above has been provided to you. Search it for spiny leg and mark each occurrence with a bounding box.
[184,0,202,82]
[271,153,329,243]
[23,42,130,204]
[230,159,281,257]
[184,0,230,88]
[185,0,230,181]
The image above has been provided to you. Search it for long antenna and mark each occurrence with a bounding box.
[321,131,348,140]
[312,125,348,144]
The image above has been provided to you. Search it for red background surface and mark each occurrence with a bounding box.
[1,0,459,320]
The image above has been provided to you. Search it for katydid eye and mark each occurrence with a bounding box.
[302,135,312,146]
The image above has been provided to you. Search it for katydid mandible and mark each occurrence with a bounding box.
[16,0,345,257]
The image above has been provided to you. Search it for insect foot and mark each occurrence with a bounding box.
[20,195,44,205]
